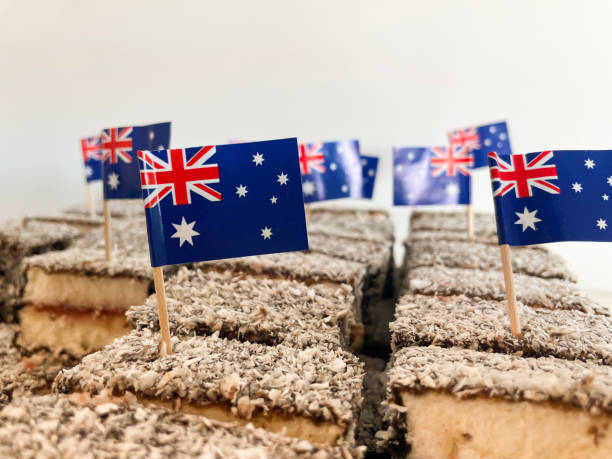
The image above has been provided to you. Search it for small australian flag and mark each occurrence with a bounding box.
[393,146,471,206]
[80,135,102,183]
[489,150,612,246]
[361,155,378,199]
[138,138,309,267]
[299,139,363,203]
[102,122,171,200]
[449,121,511,168]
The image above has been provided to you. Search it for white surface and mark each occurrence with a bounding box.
[1,0,612,291]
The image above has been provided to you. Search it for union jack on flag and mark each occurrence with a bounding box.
[430,145,473,177]
[488,151,560,198]
[101,122,171,200]
[299,139,363,203]
[139,138,308,267]
[138,147,221,208]
[448,121,512,168]
[80,135,102,183]
[488,150,612,245]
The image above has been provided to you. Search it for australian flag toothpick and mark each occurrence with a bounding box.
[102,122,171,200]
[81,135,102,183]
[138,138,309,267]
[449,121,511,168]
[393,146,471,206]
[489,150,612,246]
[299,140,363,203]
[361,155,378,199]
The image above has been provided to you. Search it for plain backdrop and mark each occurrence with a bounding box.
[1,0,612,293]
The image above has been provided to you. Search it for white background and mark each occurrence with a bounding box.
[1,0,612,294]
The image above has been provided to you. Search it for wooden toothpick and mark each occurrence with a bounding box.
[466,204,474,241]
[500,244,522,337]
[87,184,96,219]
[152,266,172,355]
[103,201,112,261]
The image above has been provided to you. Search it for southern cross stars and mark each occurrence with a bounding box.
[261,227,273,239]
[270,196,278,204]
[585,158,595,169]
[603,194,609,201]
[171,217,199,247]
[607,176,612,186]
[571,182,582,193]
[235,184,248,197]
[277,172,289,185]
[252,153,264,166]
[596,218,607,230]
[107,172,120,190]
[514,206,541,232]
[302,180,315,196]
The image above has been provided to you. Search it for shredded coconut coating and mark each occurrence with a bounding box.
[0,220,83,321]
[22,214,103,228]
[307,208,394,242]
[390,294,612,365]
[409,210,497,235]
[54,330,364,434]
[63,199,145,219]
[0,393,365,458]
[387,345,612,415]
[405,265,607,315]
[0,324,72,406]
[74,217,149,253]
[22,247,153,280]
[405,238,576,281]
[127,267,357,349]
[408,229,501,246]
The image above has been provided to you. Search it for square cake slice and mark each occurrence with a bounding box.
[382,346,612,458]
[0,220,82,322]
[198,251,368,321]
[18,248,156,357]
[390,294,612,365]
[0,393,365,458]
[127,267,359,350]
[404,265,608,315]
[54,329,364,446]
[405,238,576,281]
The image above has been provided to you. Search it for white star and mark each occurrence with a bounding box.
[489,126,497,134]
[395,164,404,173]
[337,145,344,154]
[252,153,264,166]
[514,207,541,232]
[329,162,338,171]
[445,183,459,197]
[499,132,507,141]
[585,158,595,169]
[607,176,612,186]
[360,159,367,166]
[171,217,199,247]
[84,166,93,177]
[235,184,248,197]
[407,152,415,161]
[484,138,492,147]
[571,182,583,193]
[107,172,120,190]
[270,195,278,204]
[596,218,607,230]
[367,168,375,177]
[603,194,609,201]
[148,130,155,141]
[277,172,289,185]
[341,184,349,193]
[302,180,315,196]
[261,227,273,239]
[497,142,503,148]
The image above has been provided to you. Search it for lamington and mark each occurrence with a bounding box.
[390,294,612,365]
[0,323,71,407]
[18,247,155,357]
[404,265,608,315]
[73,217,148,253]
[54,329,364,446]
[405,238,576,281]
[0,393,365,458]
[382,346,612,458]
[198,251,368,321]
[409,209,497,235]
[127,267,359,350]
[307,232,393,301]
[0,220,82,322]
[307,208,394,243]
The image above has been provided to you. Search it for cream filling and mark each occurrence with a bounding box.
[144,397,345,446]
[24,267,150,312]
[18,305,131,357]
[398,391,612,459]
